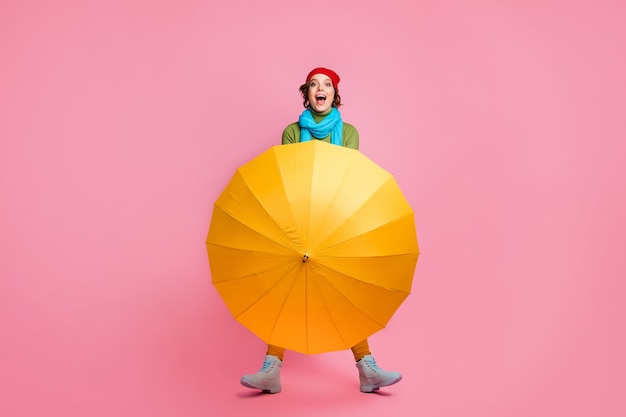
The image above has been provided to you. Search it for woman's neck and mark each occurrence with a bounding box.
[310,107,333,122]
[310,107,332,116]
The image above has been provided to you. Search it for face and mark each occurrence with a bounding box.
[306,74,335,113]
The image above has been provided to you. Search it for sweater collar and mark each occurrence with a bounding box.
[310,107,333,123]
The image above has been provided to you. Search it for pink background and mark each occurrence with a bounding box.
[2,1,625,416]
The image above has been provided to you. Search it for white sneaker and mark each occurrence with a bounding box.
[240,355,282,394]
[356,355,402,393]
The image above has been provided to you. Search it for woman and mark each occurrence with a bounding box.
[240,67,402,394]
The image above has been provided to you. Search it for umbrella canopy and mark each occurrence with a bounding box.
[206,140,419,354]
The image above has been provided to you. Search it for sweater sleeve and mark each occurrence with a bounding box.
[281,123,300,144]
[342,123,360,150]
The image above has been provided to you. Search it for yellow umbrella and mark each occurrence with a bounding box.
[206,140,419,354]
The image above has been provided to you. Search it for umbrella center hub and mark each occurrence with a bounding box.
[302,252,310,263]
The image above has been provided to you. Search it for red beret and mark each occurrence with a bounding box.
[306,67,340,87]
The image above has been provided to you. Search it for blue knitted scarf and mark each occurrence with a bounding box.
[298,107,343,146]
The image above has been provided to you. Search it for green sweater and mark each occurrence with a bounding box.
[281,108,360,149]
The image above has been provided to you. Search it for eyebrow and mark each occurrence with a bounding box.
[309,76,332,82]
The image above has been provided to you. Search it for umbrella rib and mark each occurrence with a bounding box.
[307,263,352,348]
[317,213,417,255]
[311,154,404,249]
[207,250,294,285]
[210,207,298,253]
[311,262,408,328]
[231,261,301,319]
[317,254,417,291]
[308,152,358,247]
[265,263,307,344]
[234,170,307,253]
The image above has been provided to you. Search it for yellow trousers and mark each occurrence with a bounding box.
[267,339,371,362]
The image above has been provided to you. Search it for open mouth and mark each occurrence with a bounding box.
[315,94,326,104]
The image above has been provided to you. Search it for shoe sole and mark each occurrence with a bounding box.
[360,375,403,393]
[240,379,281,394]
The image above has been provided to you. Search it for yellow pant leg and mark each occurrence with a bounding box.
[350,339,371,362]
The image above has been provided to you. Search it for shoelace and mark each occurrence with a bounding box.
[259,359,274,373]
[362,357,381,371]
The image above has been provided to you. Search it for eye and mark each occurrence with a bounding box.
[325,82,332,88]
[309,81,318,87]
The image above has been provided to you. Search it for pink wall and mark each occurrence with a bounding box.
[2,1,625,416]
